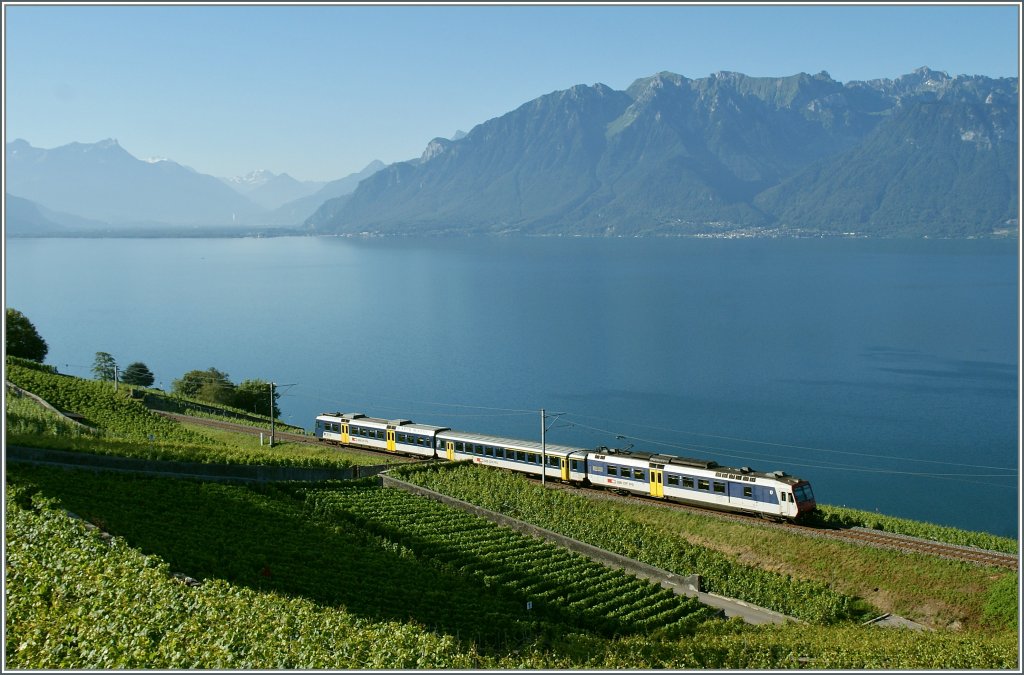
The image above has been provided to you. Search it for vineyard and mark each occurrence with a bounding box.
[5,465,1019,669]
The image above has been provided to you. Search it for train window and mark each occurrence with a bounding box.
[608,466,618,476]
[698,479,710,491]
[633,469,644,480]
[495,448,505,459]
[743,486,753,498]
[516,451,527,462]
[667,475,679,486]
[571,460,580,471]
[713,482,726,494]
[683,477,694,489]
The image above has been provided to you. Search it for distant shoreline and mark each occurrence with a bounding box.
[6,227,1020,241]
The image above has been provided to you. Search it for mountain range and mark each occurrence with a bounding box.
[4,139,385,235]
[308,67,1018,238]
[5,67,1018,238]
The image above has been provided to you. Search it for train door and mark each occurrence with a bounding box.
[341,423,350,445]
[649,469,664,498]
[445,440,455,461]
[386,429,396,452]
[560,458,569,481]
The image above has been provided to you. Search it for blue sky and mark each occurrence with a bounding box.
[4,2,1020,182]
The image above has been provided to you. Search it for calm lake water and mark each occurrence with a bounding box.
[4,235,1019,537]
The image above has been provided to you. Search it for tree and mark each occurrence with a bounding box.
[6,308,48,362]
[234,379,281,418]
[173,367,234,404]
[121,361,155,387]
[92,352,118,381]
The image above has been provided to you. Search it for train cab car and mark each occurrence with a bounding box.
[660,456,815,521]
[587,448,815,522]
[438,430,589,483]
[777,477,816,520]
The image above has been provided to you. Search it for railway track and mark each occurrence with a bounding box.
[820,526,1018,570]
[154,411,320,444]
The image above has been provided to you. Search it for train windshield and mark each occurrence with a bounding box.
[793,483,815,504]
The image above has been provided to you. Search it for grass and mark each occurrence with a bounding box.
[619,499,1012,630]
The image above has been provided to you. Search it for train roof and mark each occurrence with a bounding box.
[593,447,807,484]
[317,413,449,433]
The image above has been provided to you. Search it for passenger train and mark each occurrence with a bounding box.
[315,411,816,522]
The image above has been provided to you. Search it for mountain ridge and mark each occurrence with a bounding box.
[308,67,1018,238]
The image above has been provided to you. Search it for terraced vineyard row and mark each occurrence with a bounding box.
[301,484,720,637]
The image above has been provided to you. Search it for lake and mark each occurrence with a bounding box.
[4,235,1019,537]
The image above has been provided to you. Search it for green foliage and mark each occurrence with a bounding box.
[6,308,48,362]
[6,355,58,374]
[92,351,118,381]
[171,369,279,418]
[121,362,155,387]
[982,573,1019,631]
[232,379,281,419]
[5,388,97,439]
[172,367,233,400]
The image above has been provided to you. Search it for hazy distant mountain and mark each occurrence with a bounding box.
[307,67,1018,237]
[6,138,265,228]
[5,194,64,235]
[256,160,386,226]
[221,170,327,210]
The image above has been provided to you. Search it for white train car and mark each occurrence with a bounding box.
[438,429,589,483]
